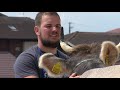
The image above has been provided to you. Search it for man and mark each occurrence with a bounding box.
[14,12,80,78]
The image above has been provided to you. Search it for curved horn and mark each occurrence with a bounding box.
[60,40,74,54]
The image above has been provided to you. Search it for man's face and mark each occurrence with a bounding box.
[39,15,61,48]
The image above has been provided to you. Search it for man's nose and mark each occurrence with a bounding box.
[52,26,58,31]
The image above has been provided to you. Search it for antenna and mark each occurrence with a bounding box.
[18,12,24,17]
[22,12,24,17]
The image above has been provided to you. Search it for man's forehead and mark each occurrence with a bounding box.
[42,14,60,19]
[41,16,61,24]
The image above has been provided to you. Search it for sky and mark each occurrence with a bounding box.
[1,12,120,35]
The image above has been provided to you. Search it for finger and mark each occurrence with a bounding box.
[71,73,77,77]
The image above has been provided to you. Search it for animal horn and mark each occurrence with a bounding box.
[60,40,74,54]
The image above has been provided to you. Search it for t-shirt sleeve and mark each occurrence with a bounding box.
[14,53,39,78]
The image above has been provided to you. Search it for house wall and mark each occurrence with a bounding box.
[9,40,23,57]
[0,40,9,51]
[23,41,37,51]
[9,40,37,57]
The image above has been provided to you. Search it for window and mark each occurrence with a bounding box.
[8,25,18,31]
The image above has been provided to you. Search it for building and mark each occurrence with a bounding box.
[0,13,37,78]
[64,31,120,45]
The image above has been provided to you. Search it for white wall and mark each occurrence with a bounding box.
[23,41,37,51]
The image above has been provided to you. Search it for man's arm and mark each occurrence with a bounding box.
[14,53,39,78]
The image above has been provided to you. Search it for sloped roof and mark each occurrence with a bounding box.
[0,13,8,17]
[0,13,37,40]
[64,31,120,45]
[106,28,120,33]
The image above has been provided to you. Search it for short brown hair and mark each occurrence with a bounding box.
[35,12,60,26]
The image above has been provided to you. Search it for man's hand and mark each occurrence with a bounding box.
[69,73,80,78]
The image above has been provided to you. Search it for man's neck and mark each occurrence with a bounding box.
[38,44,57,54]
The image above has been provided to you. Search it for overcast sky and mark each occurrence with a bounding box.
[1,12,120,35]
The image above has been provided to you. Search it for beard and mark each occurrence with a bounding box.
[41,38,60,48]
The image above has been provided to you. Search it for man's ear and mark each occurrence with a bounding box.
[34,26,40,36]
[38,53,70,78]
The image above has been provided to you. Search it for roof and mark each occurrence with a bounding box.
[106,28,120,33]
[0,13,8,17]
[64,31,120,45]
[0,13,37,40]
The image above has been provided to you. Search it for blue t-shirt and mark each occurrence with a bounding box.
[14,45,69,78]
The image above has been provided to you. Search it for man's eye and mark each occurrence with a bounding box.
[56,26,61,29]
[46,26,52,28]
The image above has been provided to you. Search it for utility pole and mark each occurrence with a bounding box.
[69,22,73,34]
